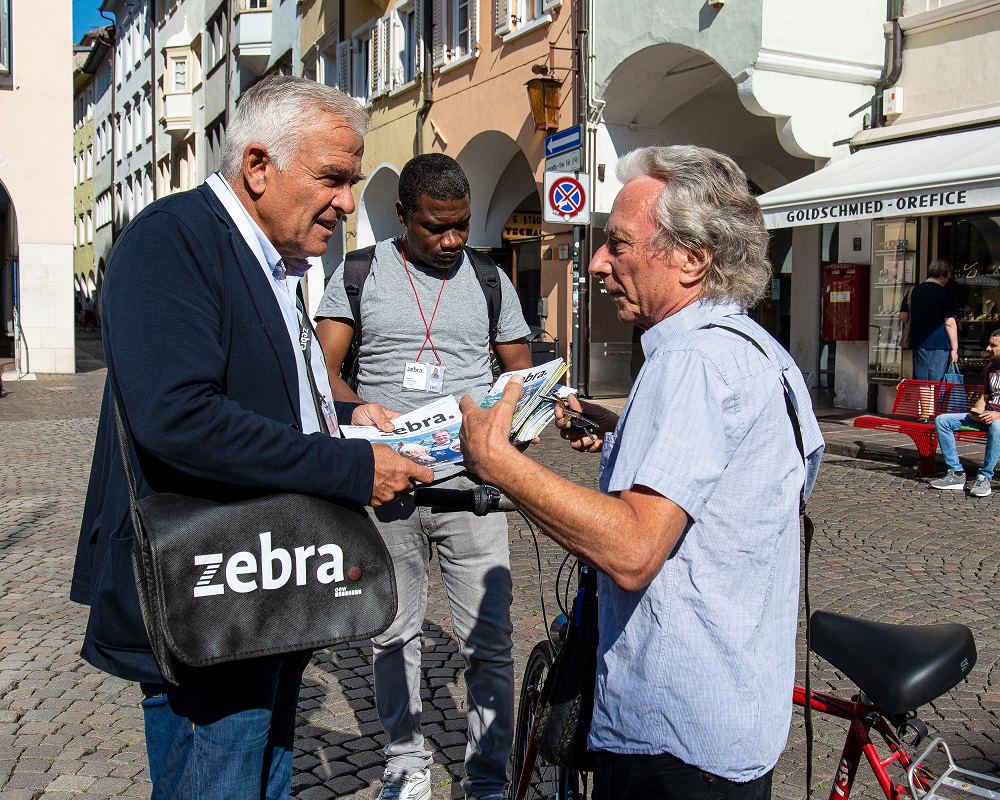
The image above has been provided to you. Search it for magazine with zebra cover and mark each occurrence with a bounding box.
[341,395,464,468]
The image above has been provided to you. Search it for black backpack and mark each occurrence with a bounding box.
[338,245,503,391]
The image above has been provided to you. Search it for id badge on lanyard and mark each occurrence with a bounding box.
[402,361,446,393]
[401,242,449,394]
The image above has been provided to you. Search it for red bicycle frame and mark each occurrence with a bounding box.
[793,686,932,799]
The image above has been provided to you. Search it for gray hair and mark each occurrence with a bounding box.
[616,145,771,310]
[221,75,370,179]
[928,258,953,279]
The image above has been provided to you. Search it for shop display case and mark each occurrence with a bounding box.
[939,212,1000,375]
[868,218,917,383]
[952,270,999,374]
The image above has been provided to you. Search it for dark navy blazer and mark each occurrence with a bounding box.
[71,183,376,683]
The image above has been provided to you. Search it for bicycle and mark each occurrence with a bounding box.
[414,483,999,800]
[413,483,591,800]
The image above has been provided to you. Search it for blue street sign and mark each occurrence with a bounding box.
[544,125,583,159]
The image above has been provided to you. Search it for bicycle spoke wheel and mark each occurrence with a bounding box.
[512,642,562,800]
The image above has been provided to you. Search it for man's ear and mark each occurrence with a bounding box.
[395,199,407,228]
[677,246,712,286]
[242,144,270,197]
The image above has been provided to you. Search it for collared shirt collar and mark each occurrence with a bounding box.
[641,299,745,358]
[205,173,311,280]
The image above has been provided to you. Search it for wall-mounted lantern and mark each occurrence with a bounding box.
[525,76,561,132]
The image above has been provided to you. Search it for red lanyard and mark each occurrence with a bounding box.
[401,241,449,364]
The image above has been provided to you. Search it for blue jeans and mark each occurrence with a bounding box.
[913,348,950,381]
[935,413,1000,480]
[140,650,312,800]
[371,473,514,798]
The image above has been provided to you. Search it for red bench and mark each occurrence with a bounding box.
[853,379,987,476]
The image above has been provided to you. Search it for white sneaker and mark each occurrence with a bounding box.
[377,768,432,800]
[970,476,993,497]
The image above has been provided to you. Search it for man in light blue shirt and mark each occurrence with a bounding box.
[460,145,824,799]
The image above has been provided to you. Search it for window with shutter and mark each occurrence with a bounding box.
[494,0,511,37]
[336,39,352,95]
[432,0,447,67]
[0,0,11,75]
[454,0,470,58]
[368,22,381,98]
[380,14,393,92]
[412,0,423,77]
[467,0,478,54]
[352,33,370,99]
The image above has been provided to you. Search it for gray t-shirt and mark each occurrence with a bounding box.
[316,238,530,415]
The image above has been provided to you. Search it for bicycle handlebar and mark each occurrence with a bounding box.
[412,484,518,516]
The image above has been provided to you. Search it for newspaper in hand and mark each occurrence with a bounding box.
[341,395,463,468]
[481,358,568,443]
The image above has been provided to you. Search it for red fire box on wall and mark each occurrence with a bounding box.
[822,263,870,341]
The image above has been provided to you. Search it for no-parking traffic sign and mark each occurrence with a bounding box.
[543,171,591,225]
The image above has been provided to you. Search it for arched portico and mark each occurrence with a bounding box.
[356,164,402,249]
[456,131,537,249]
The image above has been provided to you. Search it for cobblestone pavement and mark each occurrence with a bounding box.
[1,333,998,798]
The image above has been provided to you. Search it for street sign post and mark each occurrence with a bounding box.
[543,171,591,225]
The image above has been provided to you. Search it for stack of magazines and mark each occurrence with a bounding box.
[481,358,568,443]
[340,357,569,465]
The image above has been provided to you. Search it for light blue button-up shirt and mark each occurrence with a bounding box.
[589,300,824,781]
[206,173,335,435]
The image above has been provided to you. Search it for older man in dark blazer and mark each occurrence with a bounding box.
[71,75,432,800]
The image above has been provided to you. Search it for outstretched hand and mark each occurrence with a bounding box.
[458,376,523,484]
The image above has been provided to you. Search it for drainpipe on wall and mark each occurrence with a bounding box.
[415,0,433,157]
[871,14,903,129]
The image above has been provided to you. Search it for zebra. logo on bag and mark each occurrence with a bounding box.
[193,532,362,597]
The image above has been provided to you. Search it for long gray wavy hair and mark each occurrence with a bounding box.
[617,145,771,310]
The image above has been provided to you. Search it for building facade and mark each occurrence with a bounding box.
[73,36,98,324]
[759,0,1000,411]
[0,0,75,376]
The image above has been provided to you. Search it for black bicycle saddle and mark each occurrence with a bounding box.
[809,610,977,716]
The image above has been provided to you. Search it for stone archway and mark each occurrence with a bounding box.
[455,131,537,249]
[356,164,401,249]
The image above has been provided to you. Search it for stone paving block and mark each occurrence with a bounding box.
[0,790,41,800]
[311,758,357,781]
[322,775,365,795]
[4,771,49,790]
[44,774,97,792]
[298,785,337,800]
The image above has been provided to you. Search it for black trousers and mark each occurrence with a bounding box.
[592,751,773,800]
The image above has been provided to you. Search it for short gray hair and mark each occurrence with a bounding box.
[928,258,953,279]
[616,145,771,310]
[221,75,370,179]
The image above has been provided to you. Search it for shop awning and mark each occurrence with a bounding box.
[758,126,1000,229]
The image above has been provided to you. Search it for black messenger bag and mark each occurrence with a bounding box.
[113,401,397,686]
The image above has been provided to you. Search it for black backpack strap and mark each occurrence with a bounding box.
[465,247,502,346]
[340,244,377,390]
[704,321,816,799]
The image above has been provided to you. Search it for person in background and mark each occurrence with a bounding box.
[930,330,1000,497]
[314,154,532,800]
[899,259,959,389]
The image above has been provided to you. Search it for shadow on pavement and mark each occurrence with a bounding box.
[293,621,467,798]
